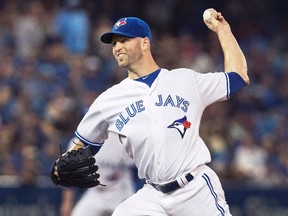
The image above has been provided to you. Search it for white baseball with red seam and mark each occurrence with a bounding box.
[203,9,217,22]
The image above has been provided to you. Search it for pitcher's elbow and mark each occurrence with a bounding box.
[243,75,250,85]
[240,68,250,85]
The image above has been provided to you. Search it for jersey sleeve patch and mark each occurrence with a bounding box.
[227,72,247,98]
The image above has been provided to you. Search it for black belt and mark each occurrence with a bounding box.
[148,173,194,193]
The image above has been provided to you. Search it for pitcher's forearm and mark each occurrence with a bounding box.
[218,29,249,84]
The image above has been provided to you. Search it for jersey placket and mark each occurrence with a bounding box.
[147,80,164,181]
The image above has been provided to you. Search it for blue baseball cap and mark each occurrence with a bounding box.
[100,17,152,44]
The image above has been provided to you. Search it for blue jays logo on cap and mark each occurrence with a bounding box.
[167,116,191,138]
[114,19,127,29]
[100,17,152,44]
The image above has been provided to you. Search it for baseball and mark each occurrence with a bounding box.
[203,9,215,22]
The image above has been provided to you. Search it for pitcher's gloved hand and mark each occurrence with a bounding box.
[50,146,102,189]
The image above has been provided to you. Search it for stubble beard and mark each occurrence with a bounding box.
[116,48,143,71]
[115,54,129,68]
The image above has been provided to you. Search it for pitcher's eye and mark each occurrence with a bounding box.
[112,37,131,46]
[119,38,129,43]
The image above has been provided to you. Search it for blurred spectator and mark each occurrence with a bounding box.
[36,34,71,101]
[0,84,14,124]
[142,0,173,34]
[232,133,268,186]
[43,91,81,142]
[13,1,47,61]
[52,0,90,55]
[19,145,40,187]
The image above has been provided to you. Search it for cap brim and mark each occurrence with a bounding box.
[100,32,136,44]
[100,32,115,44]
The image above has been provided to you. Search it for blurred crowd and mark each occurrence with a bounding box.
[0,0,287,188]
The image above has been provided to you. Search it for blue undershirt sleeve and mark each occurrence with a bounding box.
[228,72,247,97]
[87,144,102,155]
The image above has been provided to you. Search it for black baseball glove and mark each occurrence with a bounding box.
[50,146,102,189]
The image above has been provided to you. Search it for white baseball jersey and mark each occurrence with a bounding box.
[75,68,244,184]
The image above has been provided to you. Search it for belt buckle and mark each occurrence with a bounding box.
[147,173,194,193]
[154,184,161,191]
[152,182,162,191]
[147,180,161,191]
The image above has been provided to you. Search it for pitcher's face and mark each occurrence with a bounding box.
[112,35,144,68]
